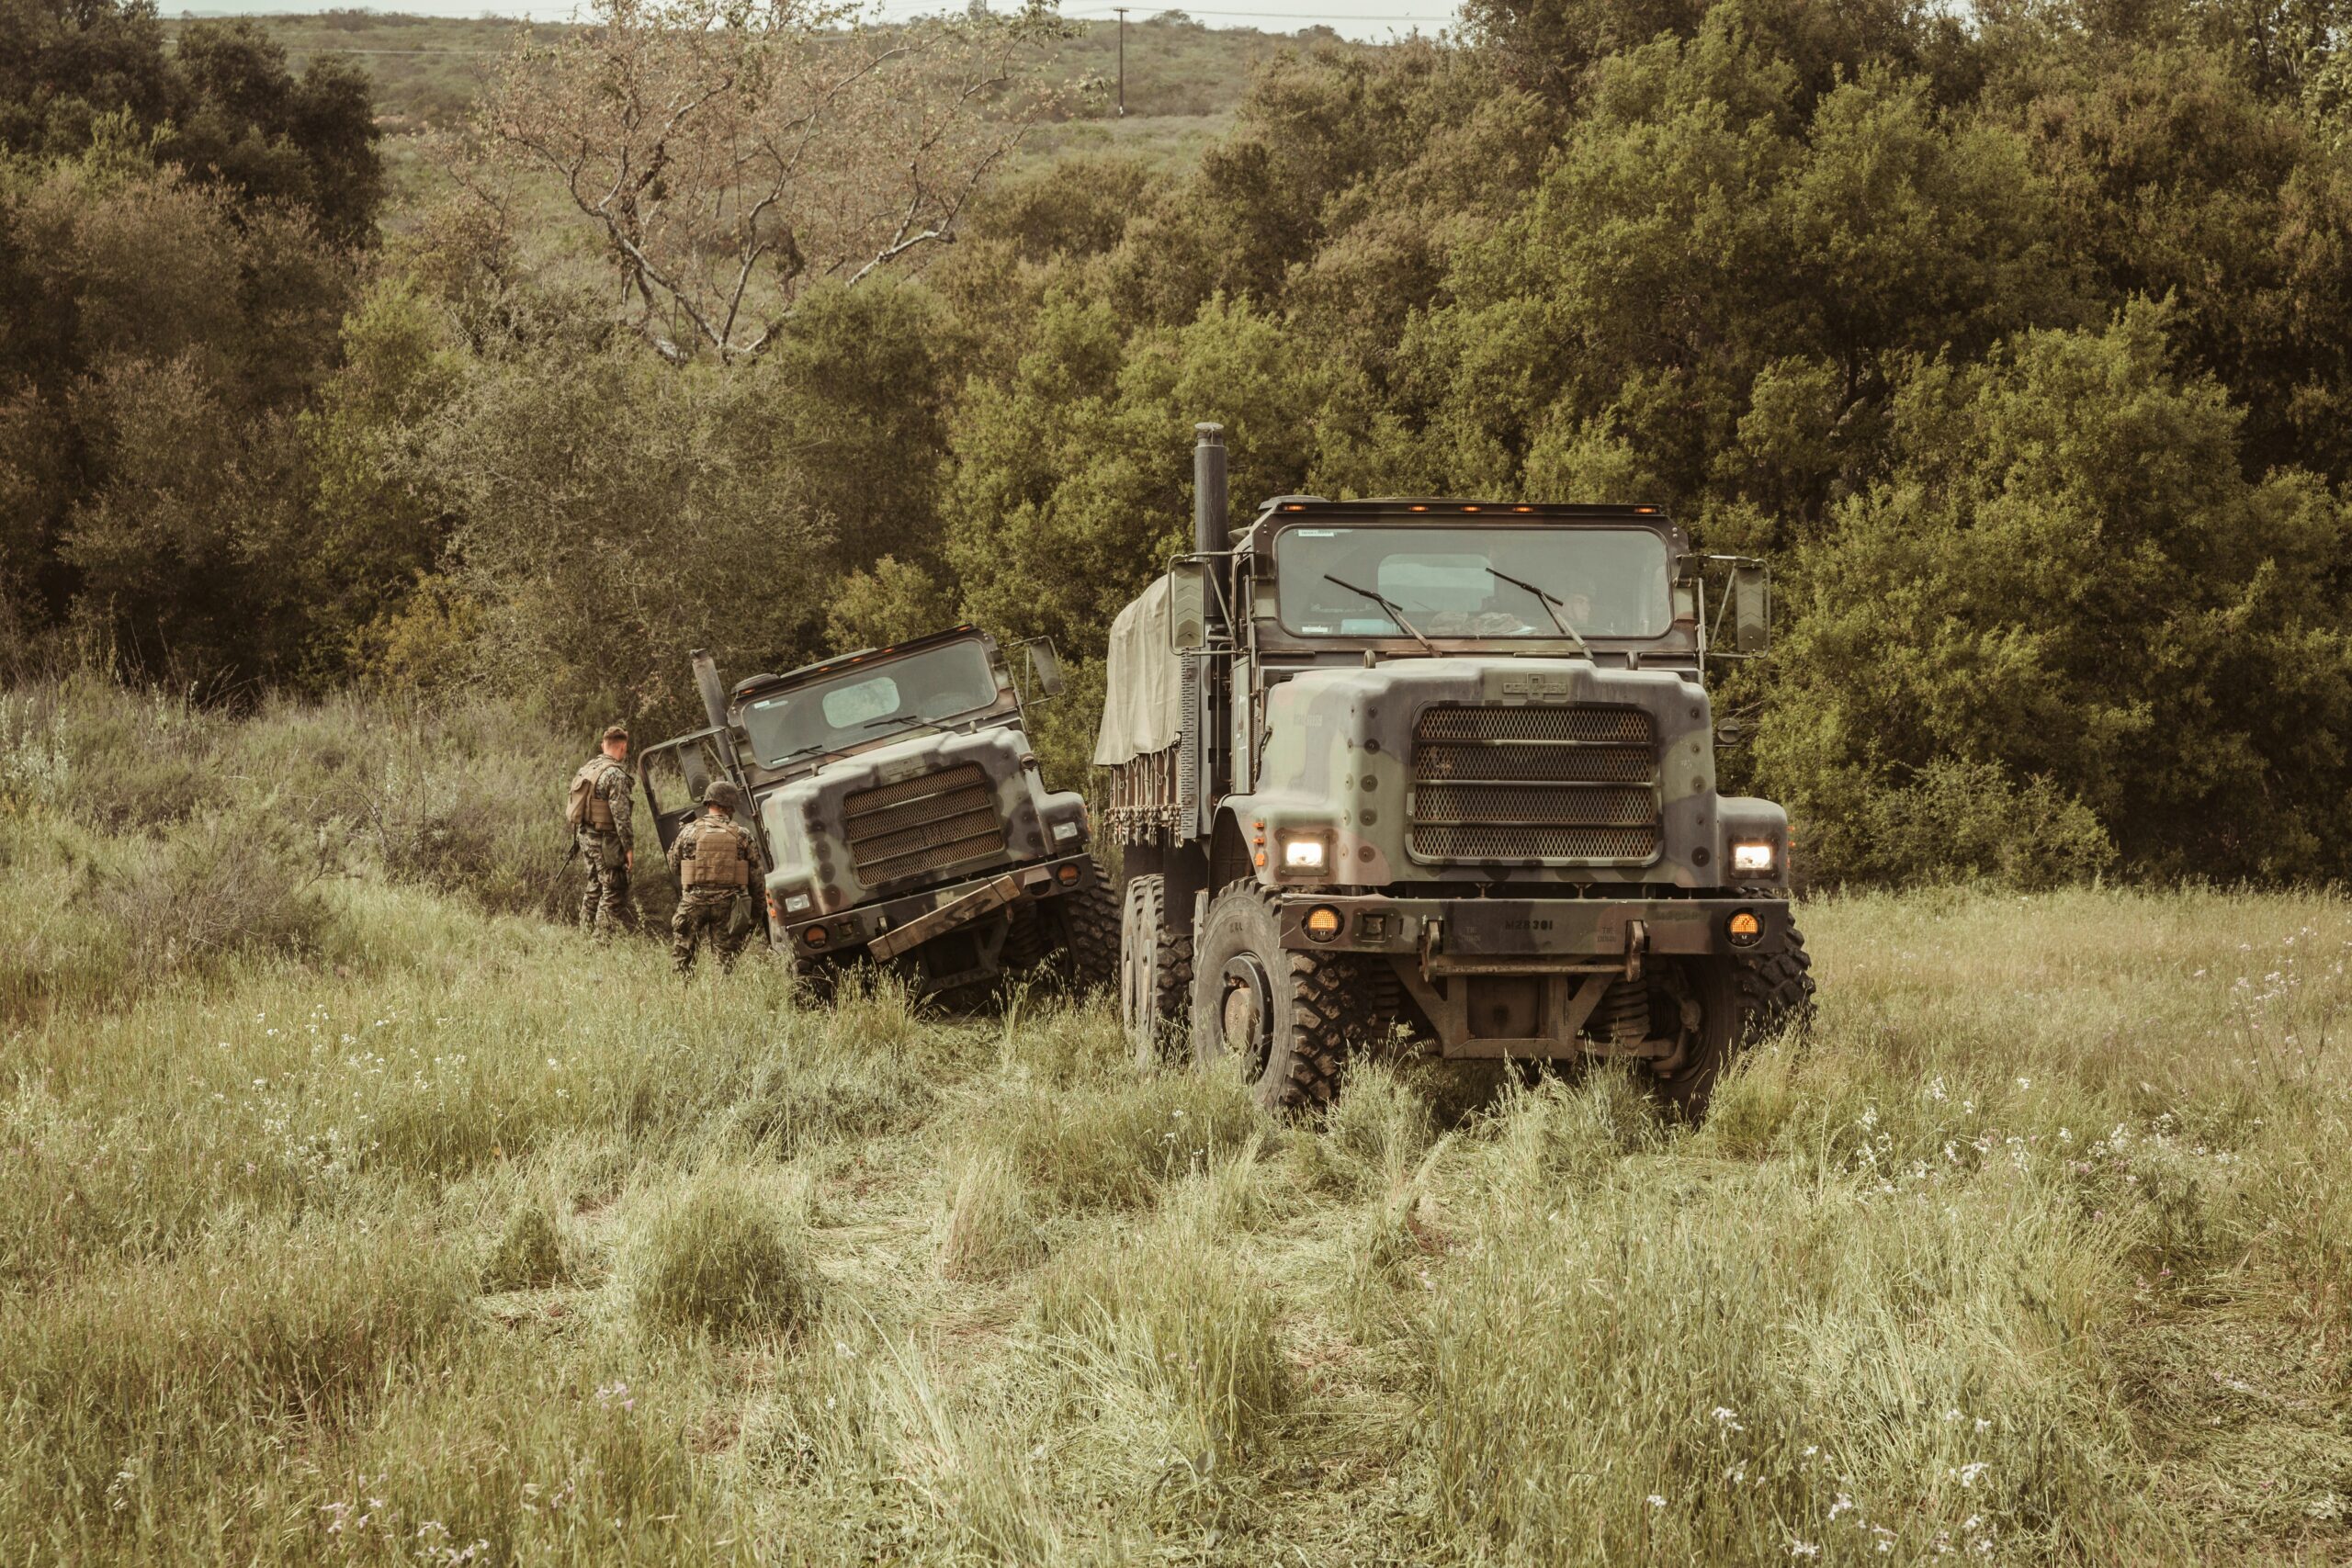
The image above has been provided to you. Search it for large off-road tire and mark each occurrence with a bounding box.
[1120,874,1193,1067]
[999,902,1053,975]
[790,953,840,1005]
[1055,877,1121,996]
[1190,881,1385,1112]
[1655,922,1815,1117]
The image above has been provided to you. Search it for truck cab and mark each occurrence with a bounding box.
[642,626,1116,1001]
[1097,426,1814,1111]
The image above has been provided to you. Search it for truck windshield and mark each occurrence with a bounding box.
[738,640,1001,766]
[1274,525,1673,639]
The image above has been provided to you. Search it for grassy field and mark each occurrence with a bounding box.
[4,682,2348,1567]
[159,11,1327,147]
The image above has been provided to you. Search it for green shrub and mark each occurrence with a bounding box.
[93,803,338,982]
[1847,758,2118,891]
[634,1170,820,1338]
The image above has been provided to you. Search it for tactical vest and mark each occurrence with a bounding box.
[569,758,623,831]
[679,818,752,889]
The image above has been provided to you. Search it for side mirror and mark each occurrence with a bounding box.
[1168,559,1210,654]
[1730,564,1770,655]
[1023,637,1066,700]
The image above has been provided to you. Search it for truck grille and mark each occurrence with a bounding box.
[843,764,1008,886]
[1409,705,1661,864]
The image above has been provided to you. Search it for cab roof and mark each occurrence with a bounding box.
[1255,498,1672,521]
[728,624,993,704]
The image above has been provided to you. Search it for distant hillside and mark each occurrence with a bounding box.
[159,10,1376,156]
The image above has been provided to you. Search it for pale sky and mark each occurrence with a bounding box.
[174,0,1462,42]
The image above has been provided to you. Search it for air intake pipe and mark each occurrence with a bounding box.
[691,648,729,735]
[1193,423,1227,636]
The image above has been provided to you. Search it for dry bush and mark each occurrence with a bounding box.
[91,804,336,983]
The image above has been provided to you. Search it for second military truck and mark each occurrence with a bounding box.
[1098,425,1815,1111]
[642,626,1117,1001]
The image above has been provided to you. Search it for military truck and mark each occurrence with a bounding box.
[1097,425,1814,1111]
[639,626,1117,1000]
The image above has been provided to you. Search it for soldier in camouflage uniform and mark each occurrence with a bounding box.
[668,778,758,976]
[570,724,639,935]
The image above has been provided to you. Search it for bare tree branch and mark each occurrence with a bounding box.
[477,0,1069,364]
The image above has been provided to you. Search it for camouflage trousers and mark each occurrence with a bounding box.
[672,887,752,976]
[577,829,638,935]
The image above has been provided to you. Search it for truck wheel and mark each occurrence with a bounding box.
[1057,877,1121,996]
[1121,874,1193,1066]
[1656,924,1816,1116]
[1189,881,1376,1112]
[790,953,839,1005]
[999,903,1052,975]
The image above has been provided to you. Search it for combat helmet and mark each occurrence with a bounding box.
[703,779,743,812]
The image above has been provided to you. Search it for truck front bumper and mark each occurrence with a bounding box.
[1270,891,1794,1060]
[777,852,1098,963]
[1273,892,1794,973]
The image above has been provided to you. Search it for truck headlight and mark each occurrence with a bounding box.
[1730,841,1776,875]
[1052,820,1080,842]
[1281,837,1327,872]
[782,892,812,913]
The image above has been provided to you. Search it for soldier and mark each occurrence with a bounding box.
[669,778,758,976]
[568,724,638,935]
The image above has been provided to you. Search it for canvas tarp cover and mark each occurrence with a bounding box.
[1092,571,1191,767]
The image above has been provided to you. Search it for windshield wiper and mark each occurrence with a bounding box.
[774,741,828,764]
[1482,565,1592,658]
[1321,573,1438,655]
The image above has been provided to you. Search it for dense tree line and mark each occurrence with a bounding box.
[3,0,2348,884]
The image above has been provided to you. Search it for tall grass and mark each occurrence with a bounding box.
[4,684,2348,1562]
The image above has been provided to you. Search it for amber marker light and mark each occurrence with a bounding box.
[803,925,829,948]
[1726,910,1763,948]
[1305,906,1343,942]
[1056,863,1080,885]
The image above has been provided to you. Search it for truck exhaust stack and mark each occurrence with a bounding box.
[1193,423,1227,560]
[690,648,729,734]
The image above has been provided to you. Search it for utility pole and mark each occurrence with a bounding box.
[1114,6,1128,117]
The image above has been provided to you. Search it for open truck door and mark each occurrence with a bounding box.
[637,727,742,861]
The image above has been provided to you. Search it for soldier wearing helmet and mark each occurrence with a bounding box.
[668,777,759,976]
[568,724,639,936]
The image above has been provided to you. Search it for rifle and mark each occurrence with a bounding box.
[548,835,582,921]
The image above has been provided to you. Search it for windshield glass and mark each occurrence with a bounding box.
[739,640,1001,766]
[1274,525,1673,639]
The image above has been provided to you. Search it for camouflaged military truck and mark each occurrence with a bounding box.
[639,627,1116,1000]
[1097,424,1814,1111]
